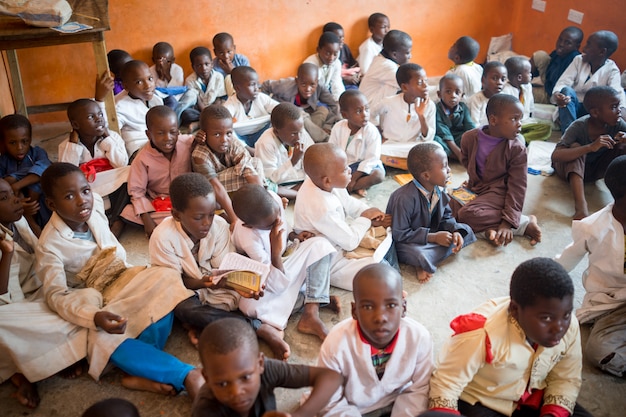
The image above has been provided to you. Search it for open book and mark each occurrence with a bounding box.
[211,252,271,293]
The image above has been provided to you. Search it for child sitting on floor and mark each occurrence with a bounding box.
[148,173,289,359]
[304,31,345,101]
[231,184,338,341]
[192,104,265,225]
[466,61,507,126]
[115,60,163,157]
[255,103,315,200]
[177,46,226,129]
[357,13,389,76]
[294,143,392,291]
[0,178,87,409]
[192,317,342,417]
[37,163,203,399]
[502,56,552,143]
[429,257,592,417]
[319,264,433,417]
[434,74,476,162]
[556,156,626,378]
[212,32,250,97]
[0,114,51,227]
[107,49,132,96]
[552,30,625,132]
[375,63,436,166]
[551,86,626,220]
[386,143,476,283]
[324,22,360,88]
[261,62,340,143]
[446,36,483,98]
[453,94,542,246]
[150,41,185,109]
[360,30,412,109]
[223,66,279,147]
[329,90,384,196]
[120,106,193,237]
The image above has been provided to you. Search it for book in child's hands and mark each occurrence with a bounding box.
[449,186,477,206]
[211,252,270,293]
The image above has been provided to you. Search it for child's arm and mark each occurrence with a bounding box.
[7,146,51,194]
[269,218,285,272]
[58,132,84,165]
[552,134,617,162]
[209,177,238,226]
[127,156,158,237]
[554,221,591,272]
[291,366,343,417]
[415,97,437,142]
[99,130,130,168]
[0,232,14,296]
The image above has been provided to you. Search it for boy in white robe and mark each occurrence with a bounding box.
[231,184,337,341]
[319,264,433,417]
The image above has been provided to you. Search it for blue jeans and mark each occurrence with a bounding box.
[558,86,588,132]
[109,312,193,391]
[304,253,332,304]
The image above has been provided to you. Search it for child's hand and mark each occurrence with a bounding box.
[155,58,172,83]
[616,131,626,143]
[371,213,392,228]
[231,283,265,300]
[430,231,455,247]
[69,130,80,144]
[20,197,40,216]
[360,207,385,221]
[554,92,571,107]
[415,96,430,116]
[262,412,291,417]
[589,134,616,152]
[295,231,315,241]
[194,130,207,145]
[219,58,235,75]
[451,232,464,253]
[94,311,127,334]
[95,71,114,102]
[290,141,304,166]
[0,229,14,254]
[281,197,289,209]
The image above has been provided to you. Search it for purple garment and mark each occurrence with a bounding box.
[113,79,124,95]
[475,128,505,178]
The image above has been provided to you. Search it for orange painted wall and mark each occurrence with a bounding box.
[2,0,623,124]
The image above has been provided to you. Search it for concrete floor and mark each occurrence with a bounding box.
[1,122,623,416]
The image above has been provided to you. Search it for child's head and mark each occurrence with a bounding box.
[351,264,405,349]
[485,94,523,140]
[232,184,279,230]
[170,173,216,242]
[368,13,390,43]
[339,89,370,133]
[605,155,626,203]
[437,74,464,110]
[212,32,236,63]
[0,114,32,162]
[509,257,574,348]
[583,30,619,63]
[555,27,583,58]
[67,99,105,139]
[121,60,155,101]
[303,143,351,191]
[200,105,235,156]
[0,178,23,225]
[199,317,264,416]
[396,63,428,103]
[189,46,213,81]
[82,398,140,417]
[407,143,450,189]
[271,103,305,147]
[145,106,179,156]
[323,22,344,47]
[296,63,319,100]
[583,86,622,127]
[107,49,132,78]
[504,56,532,88]
[152,41,175,73]
[231,66,259,103]
[317,32,341,66]
[382,30,412,65]
[41,163,92,231]
[481,61,507,98]
[448,36,480,65]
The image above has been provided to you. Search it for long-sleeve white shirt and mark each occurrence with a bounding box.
[329,120,382,175]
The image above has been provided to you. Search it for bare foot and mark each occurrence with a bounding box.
[11,374,39,409]
[321,295,341,314]
[58,359,87,379]
[257,323,290,360]
[183,324,200,349]
[297,303,329,341]
[184,368,205,402]
[485,229,500,246]
[415,266,433,283]
[121,375,176,396]
[355,189,367,197]
[525,215,542,246]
